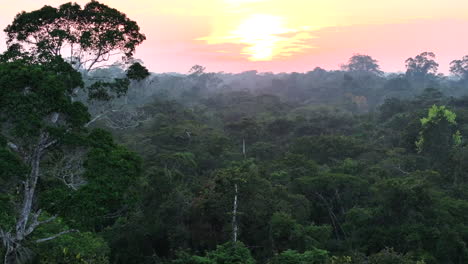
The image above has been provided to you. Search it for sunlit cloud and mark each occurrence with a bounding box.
[199,14,314,61]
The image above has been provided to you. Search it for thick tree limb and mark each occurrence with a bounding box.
[84,109,117,128]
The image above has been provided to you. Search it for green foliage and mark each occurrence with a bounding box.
[87,78,131,101]
[368,248,418,264]
[126,62,150,81]
[206,242,256,264]
[269,249,329,264]
[96,89,468,264]
[33,215,110,264]
[41,130,142,231]
[416,105,461,155]
[5,1,145,70]
[420,105,456,126]
[291,136,367,164]
[172,251,213,264]
[4,3,468,263]
[172,242,255,264]
[0,60,89,133]
[270,212,331,252]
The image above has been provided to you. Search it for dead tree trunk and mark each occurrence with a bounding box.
[232,183,239,242]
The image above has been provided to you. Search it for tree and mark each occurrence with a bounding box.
[341,54,383,75]
[184,65,223,100]
[415,105,461,160]
[5,1,146,72]
[269,212,331,253]
[206,242,256,264]
[172,241,256,264]
[269,249,328,264]
[0,2,146,262]
[83,62,152,129]
[368,248,418,264]
[405,52,439,79]
[126,62,150,81]
[33,218,110,264]
[383,75,411,91]
[0,59,88,264]
[4,1,150,131]
[40,129,142,231]
[450,55,468,80]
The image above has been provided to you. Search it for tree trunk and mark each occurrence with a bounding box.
[16,136,44,241]
[2,132,55,264]
[242,139,246,159]
[4,247,16,264]
[232,183,238,242]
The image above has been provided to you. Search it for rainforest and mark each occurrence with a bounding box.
[2,1,468,264]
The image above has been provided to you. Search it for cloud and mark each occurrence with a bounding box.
[198,14,316,61]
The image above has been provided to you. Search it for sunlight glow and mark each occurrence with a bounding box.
[4,0,468,72]
[200,14,314,61]
[233,14,289,61]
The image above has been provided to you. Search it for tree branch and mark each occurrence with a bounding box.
[35,229,78,243]
[25,210,57,236]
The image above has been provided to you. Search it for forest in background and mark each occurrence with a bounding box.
[2,1,468,264]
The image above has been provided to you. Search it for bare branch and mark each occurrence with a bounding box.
[25,210,57,236]
[51,151,87,190]
[394,165,410,175]
[41,139,58,151]
[104,108,153,129]
[35,229,78,243]
[84,109,116,128]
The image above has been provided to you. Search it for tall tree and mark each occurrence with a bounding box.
[0,58,88,264]
[450,55,468,80]
[405,52,439,79]
[415,105,461,165]
[5,1,146,72]
[0,1,146,263]
[341,54,383,75]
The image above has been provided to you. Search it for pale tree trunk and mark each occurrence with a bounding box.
[231,138,245,242]
[2,131,75,264]
[242,138,246,159]
[4,248,15,264]
[232,183,238,243]
[16,144,42,241]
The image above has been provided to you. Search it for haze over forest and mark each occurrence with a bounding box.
[3,1,468,264]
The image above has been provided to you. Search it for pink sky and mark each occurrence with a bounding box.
[1,0,468,74]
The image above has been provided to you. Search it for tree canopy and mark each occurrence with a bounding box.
[341,54,383,75]
[5,1,146,72]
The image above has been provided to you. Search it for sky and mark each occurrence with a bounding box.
[1,0,468,74]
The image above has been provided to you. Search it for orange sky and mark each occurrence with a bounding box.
[1,0,468,73]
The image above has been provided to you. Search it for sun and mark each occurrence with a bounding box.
[198,11,314,62]
[231,14,290,61]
